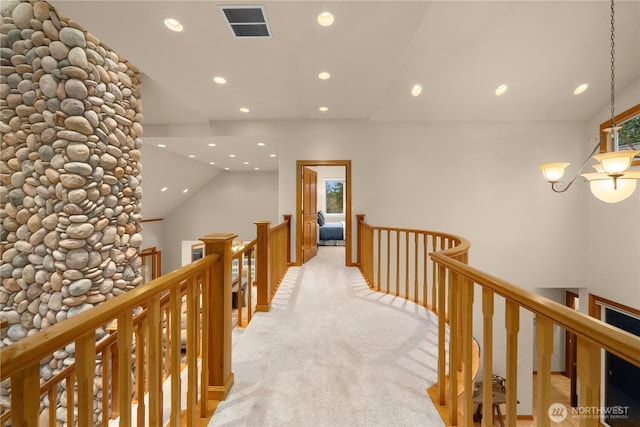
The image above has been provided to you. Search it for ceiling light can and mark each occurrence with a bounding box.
[164,18,184,32]
[317,12,334,27]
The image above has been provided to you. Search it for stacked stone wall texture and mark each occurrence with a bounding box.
[0,0,143,422]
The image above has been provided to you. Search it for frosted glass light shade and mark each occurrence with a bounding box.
[581,172,638,203]
[593,150,640,175]
[539,162,570,182]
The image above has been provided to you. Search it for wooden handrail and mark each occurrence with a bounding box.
[430,252,640,367]
[357,214,640,426]
[0,255,218,378]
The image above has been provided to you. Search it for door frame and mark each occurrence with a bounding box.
[295,160,352,267]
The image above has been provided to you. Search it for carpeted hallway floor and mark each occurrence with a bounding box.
[209,246,445,427]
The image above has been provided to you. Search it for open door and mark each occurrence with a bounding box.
[296,160,352,267]
[302,167,318,263]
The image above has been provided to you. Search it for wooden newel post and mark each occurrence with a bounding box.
[255,221,271,312]
[200,232,237,401]
[283,214,292,265]
[356,214,365,266]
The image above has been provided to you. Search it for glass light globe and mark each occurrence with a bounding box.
[593,151,640,175]
[539,162,570,182]
[582,172,638,203]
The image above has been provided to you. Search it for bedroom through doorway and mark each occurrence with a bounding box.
[295,160,352,267]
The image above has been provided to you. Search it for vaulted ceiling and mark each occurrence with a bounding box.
[46,1,640,217]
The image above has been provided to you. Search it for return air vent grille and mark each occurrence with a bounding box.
[220,5,271,38]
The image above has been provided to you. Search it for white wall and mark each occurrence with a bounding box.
[140,220,164,252]
[585,79,640,311]
[161,171,279,272]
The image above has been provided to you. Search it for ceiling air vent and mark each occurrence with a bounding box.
[220,5,271,38]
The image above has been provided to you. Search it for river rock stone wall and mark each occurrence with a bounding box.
[0,0,144,421]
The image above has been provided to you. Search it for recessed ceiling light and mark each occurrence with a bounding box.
[318,72,331,80]
[213,76,227,85]
[495,84,508,96]
[317,11,334,27]
[243,161,250,165]
[573,83,588,95]
[157,144,166,148]
[224,167,230,171]
[229,154,236,158]
[240,107,250,113]
[209,162,215,165]
[270,154,277,158]
[161,187,168,192]
[257,142,265,146]
[319,106,328,112]
[164,18,184,32]
[188,154,195,158]
[411,84,422,97]
[208,143,216,147]
[254,167,260,170]
[182,189,189,194]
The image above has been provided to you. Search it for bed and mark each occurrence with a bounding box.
[317,211,345,246]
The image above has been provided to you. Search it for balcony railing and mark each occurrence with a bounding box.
[357,215,640,427]
[0,216,292,426]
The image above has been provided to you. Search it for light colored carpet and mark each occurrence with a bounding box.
[209,246,445,427]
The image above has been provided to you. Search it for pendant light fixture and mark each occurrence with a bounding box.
[539,0,639,203]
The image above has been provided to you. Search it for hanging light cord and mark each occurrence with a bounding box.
[609,0,616,127]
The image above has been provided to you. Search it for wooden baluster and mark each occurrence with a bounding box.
[577,336,601,427]
[423,233,428,308]
[247,248,253,324]
[101,347,110,424]
[395,231,400,296]
[536,316,553,427]
[405,231,410,299]
[49,383,58,427]
[164,304,171,380]
[437,263,447,406]
[147,294,163,425]
[201,233,237,401]
[414,232,419,303]
[431,235,437,312]
[76,331,96,426]
[386,229,390,294]
[284,214,292,266]
[136,318,146,426]
[10,361,39,425]
[67,371,75,425]
[457,269,463,373]
[462,277,474,427]
[200,266,211,418]
[110,336,120,418]
[237,254,244,327]
[505,300,520,427]
[255,222,271,312]
[118,311,133,427]
[186,277,198,425]
[482,288,494,427]
[169,286,181,426]
[376,229,381,291]
[356,214,364,266]
[449,270,459,425]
